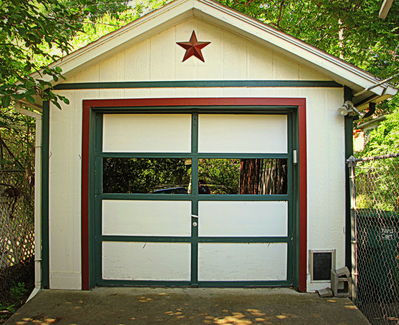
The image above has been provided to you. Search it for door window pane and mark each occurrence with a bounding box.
[198,159,287,194]
[103,158,192,194]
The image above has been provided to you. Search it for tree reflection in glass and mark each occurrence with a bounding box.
[103,158,192,194]
[198,159,287,194]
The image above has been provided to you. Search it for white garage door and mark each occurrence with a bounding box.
[95,112,294,286]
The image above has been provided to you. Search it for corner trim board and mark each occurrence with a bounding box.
[41,101,50,289]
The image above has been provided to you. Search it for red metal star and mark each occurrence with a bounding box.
[176,31,211,62]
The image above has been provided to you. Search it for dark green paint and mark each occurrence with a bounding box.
[290,109,300,288]
[191,114,199,285]
[100,152,288,159]
[54,80,342,90]
[41,101,50,289]
[93,107,296,114]
[344,86,354,270]
[196,280,291,287]
[90,107,299,288]
[97,280,290,287]
[101,236,289,243]
[99,193,289,200]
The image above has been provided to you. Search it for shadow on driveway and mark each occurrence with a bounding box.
[5,288,370,325]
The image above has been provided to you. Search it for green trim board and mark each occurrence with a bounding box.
[41,101,50,289]
[93,106,297,114]
[190,113,199,285]
[344,86,354,270]
[54,80,342,90]
[91,108,298,287]
[99,194,289,200]
[100,153,288,159]
[97,280,290,287]
[101,236,289,243]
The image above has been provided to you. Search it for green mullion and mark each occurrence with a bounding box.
[92,113,103,286]
[286,112,294,285]
[97,280,191,286]
[198,280,291,287]
[100,152,288,159]
[98,194,290,201]
[293,109,300,288]
[197,153,288,159]
[198,237,288,243]
[191,113,199,286]
[100,193,194,200]
[102,236,191,242]
[100,152,191,158]
[197,194,289,201]
[100,236,288,243]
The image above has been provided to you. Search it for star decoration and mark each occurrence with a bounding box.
[176,31,211,62]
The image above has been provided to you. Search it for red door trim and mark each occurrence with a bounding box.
[81,97,307,291]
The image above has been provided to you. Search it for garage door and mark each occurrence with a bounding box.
[94,112,295,286]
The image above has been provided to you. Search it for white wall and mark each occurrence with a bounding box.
[48,17,345,291]
[66,18,331,83]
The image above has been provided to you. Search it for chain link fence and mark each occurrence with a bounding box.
[348,153,399,325]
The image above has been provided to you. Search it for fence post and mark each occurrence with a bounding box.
[347,155,357,300]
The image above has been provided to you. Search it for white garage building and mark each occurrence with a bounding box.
[33,0,397,292]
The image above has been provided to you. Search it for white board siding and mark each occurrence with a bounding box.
[102,114,191,152]
[198,243,287,281]
[199,201,288,237]
[69,18,331,83]
[198,114,287,153]
[102,242,191,281]
[102,200,191,236]
[49,87,345,291]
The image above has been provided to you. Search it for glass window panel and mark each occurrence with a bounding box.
[103,158,192,194]
[198,159,287,194]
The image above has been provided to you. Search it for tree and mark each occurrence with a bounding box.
[218,0,398,78]
[0,0,140,108]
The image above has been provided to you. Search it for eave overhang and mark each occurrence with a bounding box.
[31,0,397,104]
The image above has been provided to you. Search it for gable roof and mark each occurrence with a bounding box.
[36,0,397,106]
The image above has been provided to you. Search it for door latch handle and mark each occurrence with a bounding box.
[192,215,198,227]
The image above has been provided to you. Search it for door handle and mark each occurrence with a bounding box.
[192,215,198,227]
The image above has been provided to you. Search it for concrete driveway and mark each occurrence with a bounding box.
[5,288,370,325]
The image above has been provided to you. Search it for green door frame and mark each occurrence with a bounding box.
[90,107,297,287]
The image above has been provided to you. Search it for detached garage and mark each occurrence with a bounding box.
[33,0,397,292]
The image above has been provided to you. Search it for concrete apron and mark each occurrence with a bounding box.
[5,288,370,325]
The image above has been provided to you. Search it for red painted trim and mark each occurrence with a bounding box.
[298,102,307,292]
[81,97,307,291]
[81,101,91,290]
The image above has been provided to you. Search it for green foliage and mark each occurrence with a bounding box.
[0,0,131,108]
[355,102,399,212]
[360,99,399,156]
[218,0,399,79]
[218,0,399,117]
[9,282,27,301]
[0,107,35,219]
[0,0,171,108]
[198,159,240,194]
[103,158,191,193]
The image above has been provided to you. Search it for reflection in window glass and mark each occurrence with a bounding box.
[103,158,192,193]
[198,159,287,194]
